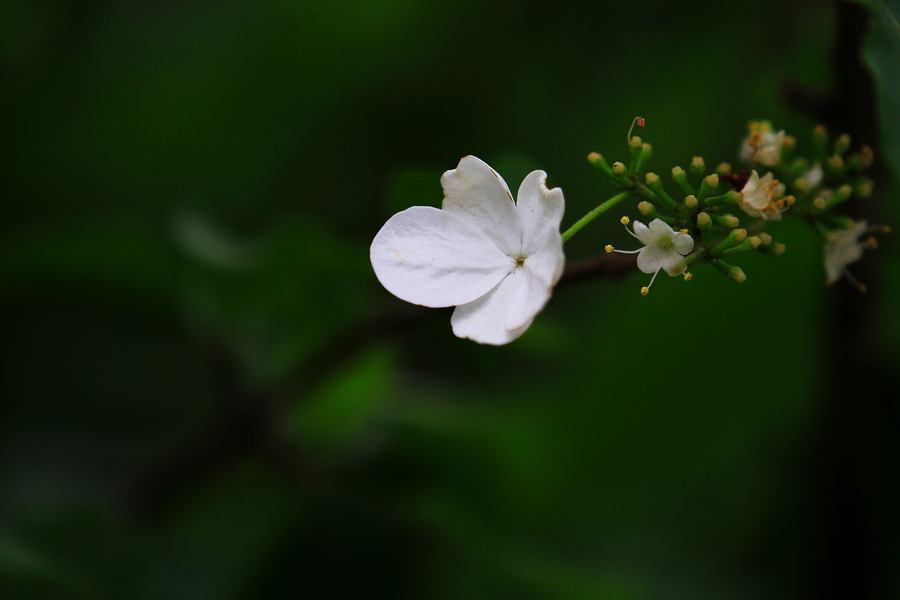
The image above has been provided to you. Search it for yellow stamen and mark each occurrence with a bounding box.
[683,272,693,281]
[605,244,614,253]
[620,216,630,225]
[679,229,688,234]
[640,286,649,296]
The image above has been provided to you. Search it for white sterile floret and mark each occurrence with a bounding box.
[824,220,871,288]
[370,155,565,345]
[740,170,787,221]
[612,218,694,293]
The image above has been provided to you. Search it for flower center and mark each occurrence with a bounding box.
[515,256,526,267]
[658,236,674,250]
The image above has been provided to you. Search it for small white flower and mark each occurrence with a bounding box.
[611,218,694,293]
[824,220,871,288]
[740,122,785,167]
[803,163,824,187]
[740,170,787,221]
[370,155,565,345]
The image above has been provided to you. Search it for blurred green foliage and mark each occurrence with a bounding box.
[1,0,899,598]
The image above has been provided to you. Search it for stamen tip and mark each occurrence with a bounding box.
[683,272,693,281]
[640,286,650,296]
[605,244,614,253]
[620,216,631,225]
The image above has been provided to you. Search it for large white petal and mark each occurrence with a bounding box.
[515,170,565,256]
[370,206,514,308]
[450,269,533,345]
[506,241,563,330]
[441,156,522,256]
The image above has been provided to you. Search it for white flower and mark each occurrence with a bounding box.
[824,220,871,288]
[612,218,694,293]
[370,155,565,345]
[740,170,787,221]
[803,163,824,187]
[740,122,785,167]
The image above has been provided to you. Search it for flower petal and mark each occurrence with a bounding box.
[450,269,533,345]
[515,170,565,256]
[636,243,670,274]
[370,206,513,308]
[632,220,655,244]
[648,219,675,238]
[506,240,564,330]
[674,232,694,255]
[441,156,522,256]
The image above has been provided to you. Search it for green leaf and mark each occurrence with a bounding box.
[861,0,900,181]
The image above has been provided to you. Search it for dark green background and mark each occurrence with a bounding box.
[2,0,898,598]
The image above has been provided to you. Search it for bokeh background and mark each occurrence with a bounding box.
[2,0,899,598]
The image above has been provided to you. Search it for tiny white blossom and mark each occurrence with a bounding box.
[740,170,787,221]
[612,218,694,293]
[370,156,565,345]
[803,163,824,187]
[824,220,871,288]
[740,122,785,167]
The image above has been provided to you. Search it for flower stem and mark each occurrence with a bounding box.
[562,191,634,243]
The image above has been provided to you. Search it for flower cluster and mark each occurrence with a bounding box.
[370,119,885,345]
[588,119,884,292]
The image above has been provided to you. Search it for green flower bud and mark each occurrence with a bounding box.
[709,213,739,229]
[612,161,626,176]
[697,211,712,247]
[710,259,746,282]
[715,162,732,175]
[589,152,630,188]
[834,133,851,157]
[710,228,747,256]
[672,166,695,197]
[690,156,706,180]
[634,143,653,173]
[813,124,828,158]
[853,177,874,199]
[644,172,678,210]
[696,174,719,201]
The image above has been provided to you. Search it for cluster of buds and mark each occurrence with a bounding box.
[589,119,886,293]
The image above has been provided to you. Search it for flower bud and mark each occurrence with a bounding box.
[645,172,678,210]
[697,174,719,201]
[834,133,851,157]
[635,143,653,173]
[710,259,746,282]
[748,236,762,250]
[715,162,732,175]
[684,195,698,209]
[827,155,844,174]
[612,161,626,176]
[672,166,695,197]
[638,201,653,216]
[793,178,809,193]
[709,213,739,229]
[589,152,630,188]
[629,135,643,149]
[690,156,706,180]
[853,177,874,198]
[813,124,828,157]
[758,232,772,245]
